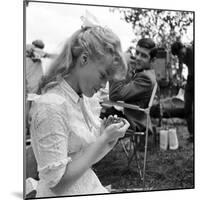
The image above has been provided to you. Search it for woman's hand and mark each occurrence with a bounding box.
[100,115,130,143]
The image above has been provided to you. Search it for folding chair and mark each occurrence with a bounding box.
[101,82,158,188]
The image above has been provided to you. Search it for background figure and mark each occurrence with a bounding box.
[109,38,158,134]
[26,39,45,94]
[26,39,57,138]
[171,41,194,142]
[28,25,129,198]
[25,40,45,140]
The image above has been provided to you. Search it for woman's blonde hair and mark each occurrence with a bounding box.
[38,25,127,94]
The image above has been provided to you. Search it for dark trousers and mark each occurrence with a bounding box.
[184,76,194,136]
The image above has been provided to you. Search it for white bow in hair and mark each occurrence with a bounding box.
[80,10,101,28]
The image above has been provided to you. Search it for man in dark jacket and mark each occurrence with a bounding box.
[109,38,157,133]
[171,41,194,142]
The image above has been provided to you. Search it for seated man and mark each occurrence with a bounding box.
[109,38,157,134]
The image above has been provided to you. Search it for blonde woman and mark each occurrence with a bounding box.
[29,25,130,197]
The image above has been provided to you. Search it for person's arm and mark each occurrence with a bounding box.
[52,132,116,194]
[109,73,152,102]
[32,103,129,194]
[178,62,183,79]
[52,119,129,194]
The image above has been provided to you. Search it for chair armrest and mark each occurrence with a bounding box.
[101,100,145,111]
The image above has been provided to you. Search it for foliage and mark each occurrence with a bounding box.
[110,7,193,92]
[110,8,193,49]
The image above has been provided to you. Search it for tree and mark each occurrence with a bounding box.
[110,8,193,49]
[110,7,193,96]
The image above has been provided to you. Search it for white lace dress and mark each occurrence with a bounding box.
[29,79,108,198]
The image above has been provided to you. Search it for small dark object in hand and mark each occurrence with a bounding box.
[105,116,124,127]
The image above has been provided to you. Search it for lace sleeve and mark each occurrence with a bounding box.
[31,103,71,188]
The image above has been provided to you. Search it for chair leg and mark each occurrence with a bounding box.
[120,137,135,168]
[120,128,149,182]
[142,114,150,189]
[120,139,129,159]
[134,145,143,180]
[127,136,135,168]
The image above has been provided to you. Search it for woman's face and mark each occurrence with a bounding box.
[77,55,114,97]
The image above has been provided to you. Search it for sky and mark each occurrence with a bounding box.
[26,2,133,53]
[26,2,135,72]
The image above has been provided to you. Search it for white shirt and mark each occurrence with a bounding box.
[29,79,108,197]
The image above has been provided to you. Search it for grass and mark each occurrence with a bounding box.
[93,118,194,192]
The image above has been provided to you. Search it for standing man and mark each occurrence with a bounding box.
[109,38,157,133]
[171,41,194,143]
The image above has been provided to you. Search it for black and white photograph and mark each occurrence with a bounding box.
[24,0,194,199]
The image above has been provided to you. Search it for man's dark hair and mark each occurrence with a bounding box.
[171,41,184,56]
[137,38,157,60]
[32,40,45,49]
